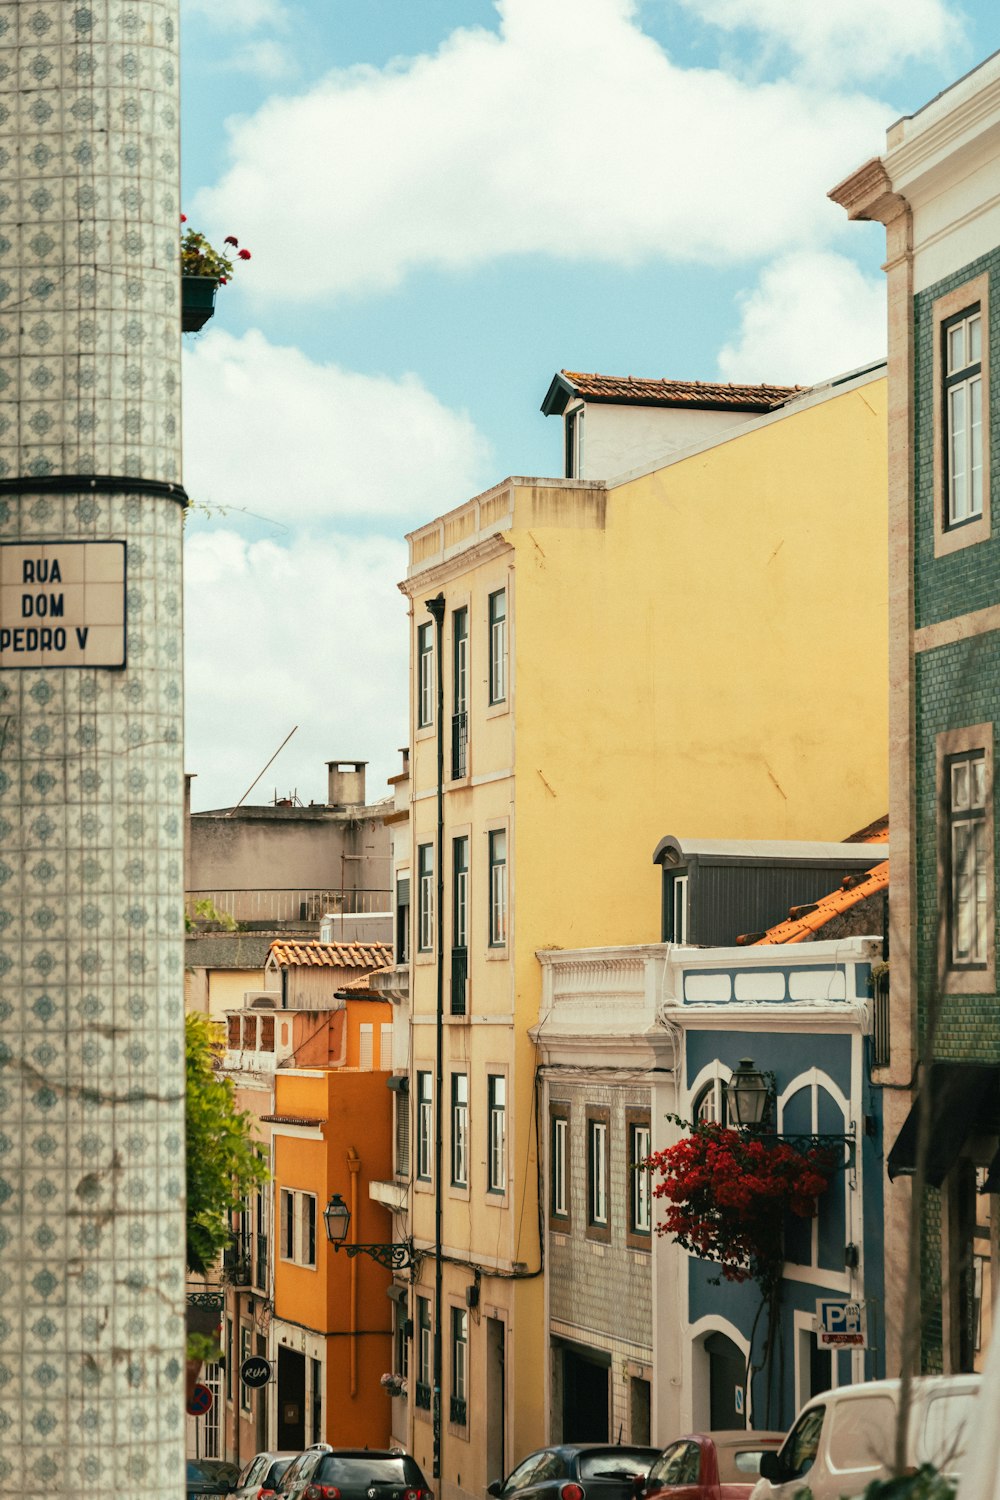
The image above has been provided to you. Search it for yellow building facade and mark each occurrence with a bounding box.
[398,366,889,1500]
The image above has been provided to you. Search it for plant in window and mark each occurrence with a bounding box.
[380,1372,406,1395]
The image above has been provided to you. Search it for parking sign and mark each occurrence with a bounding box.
[816,1298,867,1347]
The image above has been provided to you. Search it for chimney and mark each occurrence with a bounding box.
[327,760,367,808]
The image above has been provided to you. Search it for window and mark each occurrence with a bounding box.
[225,1316,233,1403]
[487,1074,506,1194]
[450,1306,468,1426]
[394,1300,410,1381]
[451,1073,469,1188]
[565,406,584,479]
[417,843,434,953]
[489,828,507,947]
[279,1188,316,1268]
[933,275,990,556]
[488,588,507,705]
[310,1356,323,1443]
[359,1023,373,1069]
[416,1297,432,1410]
[666,873,689,943]
[453,836,469,951]
[587,1108,610,1241]
[452,607,469,778]
[395,874,410,963]
[628,1114,652,1242]
[416,1071,433,1182]
[693,1077,729,1125]
[550,1107,570,1226]
[380,1022,392,1069]
[944,305,983,527]
[240,1326,252,1412]
[937,724,994,993]
[949,749,988,967]
[395,1089,410,1177]
[417,621,434,728]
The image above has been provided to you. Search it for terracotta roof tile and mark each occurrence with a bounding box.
[843,813,889,843]
[746,861,889,946]
[268,940,392,970]
[561,370,803,411]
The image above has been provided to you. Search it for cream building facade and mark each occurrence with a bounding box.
[397,362,889,1500]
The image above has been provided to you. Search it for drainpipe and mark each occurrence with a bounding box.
[425,592,446,1483]
[348,1148,361,1398]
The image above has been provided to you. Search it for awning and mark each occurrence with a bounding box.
[887,1062,1000,1187]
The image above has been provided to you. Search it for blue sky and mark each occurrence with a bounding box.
[179,0,998,812]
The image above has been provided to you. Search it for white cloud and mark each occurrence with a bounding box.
[674,0,957,83]
[717,251,886,386]
[181,0,289,29]
[182,329,492,528]
[184,528,408,812]
[192,0,892,304]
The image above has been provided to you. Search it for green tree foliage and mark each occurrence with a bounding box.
[186,1011,269,1274]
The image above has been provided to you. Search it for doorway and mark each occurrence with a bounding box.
[486,1318,506,1485]
[277,1346,306,1450]
[561,1346,610,1442]
[706,1332,746,1429]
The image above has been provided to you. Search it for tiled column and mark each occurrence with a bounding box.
[0,3,186,1495]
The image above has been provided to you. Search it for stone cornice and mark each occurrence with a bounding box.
[828,156,907,226]
[398,531,512,595]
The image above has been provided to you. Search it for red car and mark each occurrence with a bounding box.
[640,1433,786,1500]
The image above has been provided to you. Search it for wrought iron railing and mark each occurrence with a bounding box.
[451,948,468,1016]
[415,1381,432,1410]
[450,1395,467,1426]
[872,964,890,1068]
[451,711,468,779]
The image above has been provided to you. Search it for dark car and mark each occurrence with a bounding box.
[488,1444,662,1500]
[188,1458,242,1498]
[277,1446,433,1500]
[640,1432,786,1500]
[228,1450,299,1499]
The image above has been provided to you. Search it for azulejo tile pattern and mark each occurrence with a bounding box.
[0,4,185,1495]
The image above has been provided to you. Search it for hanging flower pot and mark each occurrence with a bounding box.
[182,275,218,332]
[179,216,251,333]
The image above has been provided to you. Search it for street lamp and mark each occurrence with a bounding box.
[322,1193,417,1272]
[726,1057,772,1128]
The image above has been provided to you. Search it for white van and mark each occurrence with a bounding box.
[750,1376,980,1500]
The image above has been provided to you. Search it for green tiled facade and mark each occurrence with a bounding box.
[913,247,1000,1368]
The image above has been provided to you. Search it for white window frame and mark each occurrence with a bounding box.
[451,1305,469,1414]
[945,306,983,528]
[949,749,989,967]
[417,843,434,953]
[937,723,995,995]
[488,588,507,705]
[488,828,507,947]
[933,274,991,557]
[416,1070,433,1182]
[417,621,434,728]
[279,1188,317,1269]
[239,1327,252,1413]
[453,835,469,950]
[630,1121,651,1235]
[552,1112,568,1220]
[451,1072,469,1189]
[487,1074,506,1194]
[589,1118,609,1227]
[453,605,468,715]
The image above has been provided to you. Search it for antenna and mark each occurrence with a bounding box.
[225,727,299,817]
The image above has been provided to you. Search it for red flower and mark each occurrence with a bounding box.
[238,249,251,260]
[225,235,238,246]
[180,213,187,222]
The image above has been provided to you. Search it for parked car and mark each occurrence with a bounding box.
[750,1376,980,1500]
[277,1446,433,1500]
[188,1458,242,1497]
[228,1450,298,1499]
[641,1432,786,1500]
[488,1444,663,1500]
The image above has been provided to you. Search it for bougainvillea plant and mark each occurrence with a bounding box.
[648,1116,835,1295]
[180,215,252,285]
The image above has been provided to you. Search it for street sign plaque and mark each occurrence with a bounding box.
[240,1355,272,1389]
[0,541,126,669]
[816,1298,867,1347]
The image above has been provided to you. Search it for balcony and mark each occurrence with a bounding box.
[450,948,468,1016]
[451,711,468,779]
[449,1396,467,1426]
[222,1236,251,1287]
[185,887,391,933]
[415,1381,432,1410]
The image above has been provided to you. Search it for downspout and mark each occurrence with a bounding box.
[425,592,446,1483]
[348,1147,361,1398]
